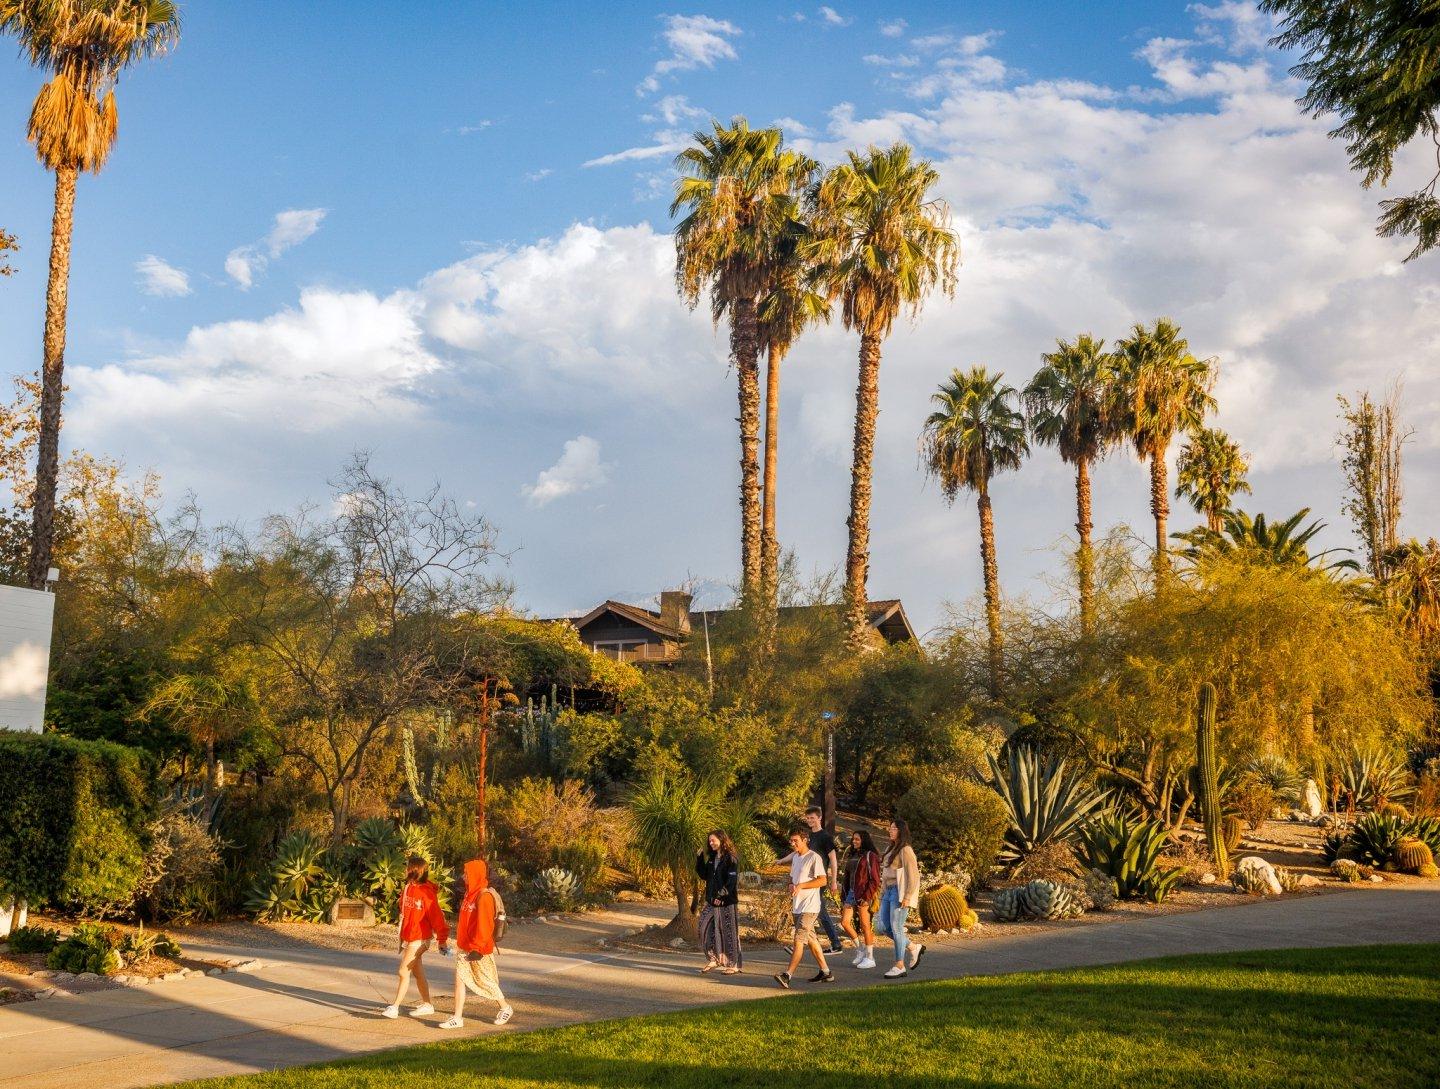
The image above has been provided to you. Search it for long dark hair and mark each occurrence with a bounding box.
[405,854,430,885]
[852,829,878,857]
[886,817,911,865]
[707,829,737,862]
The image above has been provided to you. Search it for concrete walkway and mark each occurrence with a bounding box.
[1,885,1435,1089]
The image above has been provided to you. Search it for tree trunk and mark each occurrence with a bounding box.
[760,342,783,625]
[1149,448,1170,582]
[979,490,1003,697]
[844,332,883,651]
[1075,456,1094,636]
[28,165,78,589]
[669,863,699,941]
[731,297,763,606]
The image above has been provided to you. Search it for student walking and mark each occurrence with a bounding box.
[773,826,834,989]
[803,806,846,954]
[381,855,450,1018]
[876,817,925,979]
[439,858,513,1028]
[841,829,881,970]
[695,830,743,974]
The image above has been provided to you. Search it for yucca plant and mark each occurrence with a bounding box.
[987,746,1109,869]
[1405,815,1440,858]
[1338,745,1413,809]
[1243,756,1303,804]
[1076,813,1184,902]
[627,772,727,938]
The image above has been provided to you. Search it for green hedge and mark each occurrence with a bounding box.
[0,730,152,910]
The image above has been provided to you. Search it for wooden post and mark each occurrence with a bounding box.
[821,711,836,830]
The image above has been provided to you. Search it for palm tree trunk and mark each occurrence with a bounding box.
[844,332,883,651]
[1149,449,1170,582]
[28,165,77,589]
[732,297,763,605]
[1076,456,1094,635]
[670,863,699,941]
[759,343,783,649]
[979,490,1003,696]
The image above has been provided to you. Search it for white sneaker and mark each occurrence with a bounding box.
[907,942,926,969]
[380,1004,399,1019]
[494,1005,513,1025]
[857,956,876,970]
[438,1016,463,1029]
[408,1002,435,1017]
[851,949,864,967]
[884,965,907,978]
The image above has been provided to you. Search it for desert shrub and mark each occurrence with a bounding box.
[530,867,581,912]
[4,925,60,953]
[1338,745,1413,809]
[1243,757,1302,804]
[489,778,603,878]
[895,770,1009,879]
[1350,812,1408,867]
[0,732,151,911]
[116,926,182,963]
[245,832,339,921]
[987,746,1108,870]
[1231,778,1278,830]
[134,812,223,921]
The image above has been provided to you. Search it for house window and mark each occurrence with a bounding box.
[592,640,646,661]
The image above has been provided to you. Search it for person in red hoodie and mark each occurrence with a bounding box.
[380,855,450,1019]
[439,857,512,1028]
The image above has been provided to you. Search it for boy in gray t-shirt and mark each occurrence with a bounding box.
[774,827,834,988]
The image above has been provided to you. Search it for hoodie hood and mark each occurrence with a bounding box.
[463,859,489,895]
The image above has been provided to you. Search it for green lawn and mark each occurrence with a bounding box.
[188,944,1439,1089]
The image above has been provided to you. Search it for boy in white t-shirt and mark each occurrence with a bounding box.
[773,826,834,988]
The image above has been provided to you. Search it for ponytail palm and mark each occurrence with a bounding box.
[920,366,1027,694]
[1176,426,1251,532]
[1024,334,1123,633]
[1,0,180,589]
[672,119,815,606]
[1114,319,1216,580]
[626,772,726,938]
[808,144,959,649]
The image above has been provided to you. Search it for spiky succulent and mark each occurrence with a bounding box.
[991,886,1026,922]
[1019,878,1084,919]
[532,867,581,911]
[988,746,1109,868]
[1076,814,1185,903]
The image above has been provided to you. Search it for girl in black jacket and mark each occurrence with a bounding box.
[695,830,742,973]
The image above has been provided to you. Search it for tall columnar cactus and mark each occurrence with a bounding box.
[1194,682,1228,879]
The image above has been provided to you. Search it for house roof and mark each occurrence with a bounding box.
[556,597,917,644]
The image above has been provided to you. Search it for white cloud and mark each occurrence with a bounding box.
[863,53,919,68]
[457,120,494,135]
[225,207,328,289]
[526,168,554,181]
[583,142,684,168]
[646,94,708,126]
[637,14,740,95]
[818,6,851,27]
[1190,1,1277,53]
[134,255,191,297]
[879,18,907,37]
[521,435,611,506]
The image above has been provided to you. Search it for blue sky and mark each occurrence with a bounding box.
[2,2,1437,633]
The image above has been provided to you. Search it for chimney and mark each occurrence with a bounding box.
[659,590,692,634]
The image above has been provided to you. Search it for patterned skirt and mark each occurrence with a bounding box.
[458,952,505,1002]
[698,902,743,968]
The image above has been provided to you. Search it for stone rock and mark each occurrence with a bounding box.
[1369,874,1385,883]
[596,939,607,947]
[1234,856,1283,896]
[34,987,58,999]
[1302,778,1324,818]
[206,967,223,976]
[162,972,185,982]
[52,972,75,983]
[75,972,101,982]
[1200,872,1217,885]
[668,937,687,948]
[111,974,130,985]
[1297,874,1322,887]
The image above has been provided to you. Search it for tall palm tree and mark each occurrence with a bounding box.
[1175,426,1250,533]
[672,118,815,607]
[1173,508,1359,574]
[756,215,828,619]
[1,0,180,589]
[1023,334,1122,634]
[808,144,959,649]
[920,367,1028,694]
[1385,537,1440,649]
[1114,318,1216,580]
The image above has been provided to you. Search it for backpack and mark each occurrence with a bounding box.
[489,887,507,944]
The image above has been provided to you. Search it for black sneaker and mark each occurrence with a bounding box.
[827,944,845,956]
[773,971,791,989]
[809,970,835,983]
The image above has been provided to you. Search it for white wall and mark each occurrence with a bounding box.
[0,584,55,732]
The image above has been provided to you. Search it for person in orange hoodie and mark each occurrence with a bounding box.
[439,857,513,1028]
[381,855,450,1019]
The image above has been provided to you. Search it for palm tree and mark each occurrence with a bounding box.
[1176,426,1251,532]
[756,215,829,620]
[1173,508,1359,574]
[920,367,1028,694]
[626,772,725,940]
[1113,319,1216,580]
[1023,334,1122,634]
[1,0,180,589]
[1385,537,1440,649]
[672,118,815,607]
[808,144,959,649]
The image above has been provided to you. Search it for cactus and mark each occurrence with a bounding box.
[960,908,979,930]
[1020,878,1084,919]
[1222,814,1244,853]
[1329,859,1367,883]
[1418,862,1439,879]
[1194,683,1228,879]
[991,886,1025,922]
[1397,838,1434,874]
[918,884,969,931]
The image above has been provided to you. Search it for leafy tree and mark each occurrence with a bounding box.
[1386,537,1440,652]
[1337,388,1410,581]
[0,0,179,589]
[1262,0,1440,259]
[1173,508,1359,574]
[0,227,15,275]
[920,366,1028,695]
[1024,334,1124,633]
[672,118,816,606]
[1175,426,1251,533]
[1114,319,1216,579]
[808,143,958,650]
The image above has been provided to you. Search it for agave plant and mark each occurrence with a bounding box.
[987,746,1110,868]
[353,817,402,854]
[1349,812,1408,867]
[1076,813,1184,903]
[1338,746,1413,809]
[245,831,335,920]
[532,867,581,911]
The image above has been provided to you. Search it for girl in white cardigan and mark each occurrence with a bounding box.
[878,817,925,978]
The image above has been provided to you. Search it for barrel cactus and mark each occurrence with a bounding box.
[991,886,1025,922]
[1397,839,1434,874]
[1222,814,1244,853]
[918,884,968,931]
[1020,878,1083,919]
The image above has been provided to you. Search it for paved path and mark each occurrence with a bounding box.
[1,885,1436,1089]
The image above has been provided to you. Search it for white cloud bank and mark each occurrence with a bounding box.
[135,255,191,297]
[225,207,328,289]
[521,435,611,506]
[637,14,740,95]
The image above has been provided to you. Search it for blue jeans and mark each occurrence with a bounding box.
[876,886,908,965]
[816,892,842,948]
